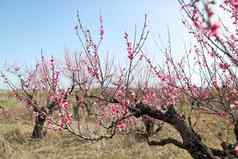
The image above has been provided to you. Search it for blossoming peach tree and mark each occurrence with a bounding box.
[124,0,238,158]
[68,1,238,158]
[126,0,238,158]
[0,54,76,138]
[2,1,238,158]
[0,12,152,141]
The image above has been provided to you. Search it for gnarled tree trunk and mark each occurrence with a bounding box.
[129,103,231,159]
[32,107,47,139]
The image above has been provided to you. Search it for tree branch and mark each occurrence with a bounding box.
[148,138,186,150]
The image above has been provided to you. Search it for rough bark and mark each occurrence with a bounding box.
[32,107,47,139]
[129,103,223,159]
[234,121,238,142]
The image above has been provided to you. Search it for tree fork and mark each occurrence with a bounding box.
[129,103,224,159]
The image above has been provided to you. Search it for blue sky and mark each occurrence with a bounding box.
[0,0,189,88]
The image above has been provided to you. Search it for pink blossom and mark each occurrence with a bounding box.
[235,145,238,156]
[123,32,134,60]
[127,42,133,60]
[219,63,230,70]
[61,101,69,109]
[231,0,238,7]
[12,91,17,97]
[208,23,220,37]
[111,106,119,114]
[116,122,126,130]
[87,66,99,79]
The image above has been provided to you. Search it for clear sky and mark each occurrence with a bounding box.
[0,0,189,88]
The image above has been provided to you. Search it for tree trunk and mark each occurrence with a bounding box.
[73,104,80,120]
[130,103,217,159]
[32,107,47,139]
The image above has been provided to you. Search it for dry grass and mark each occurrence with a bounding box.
[0,116,190,159]
[0,97,235,159]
